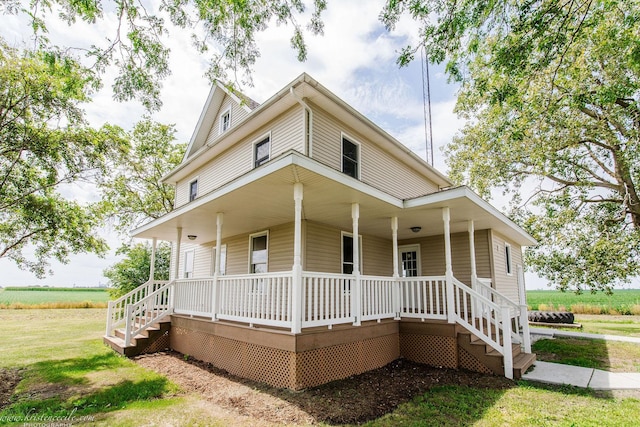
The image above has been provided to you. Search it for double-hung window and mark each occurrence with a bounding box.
[342,136,359,179]
[341,232,362,292]
[254,136,270,167]
[189,179,198,202]
[250,232,268,274]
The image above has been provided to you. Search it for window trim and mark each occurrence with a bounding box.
[252,132,272,168]
[183,249,195,278]
[210,244,227,276]
[505,243,513,276]
[219,106,231,133]
[188,177,199,202]
[398,244,422,277]
[341,132,361,179]
[248,230,269,274]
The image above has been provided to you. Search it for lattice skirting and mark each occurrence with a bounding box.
[400,334,458,369]
[458,347,493,375]
[170,326,400,390]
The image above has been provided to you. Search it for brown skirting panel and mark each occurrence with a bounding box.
[170,316,400,390]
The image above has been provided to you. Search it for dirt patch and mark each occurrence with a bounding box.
[0,368,23,410]
[135,351,514,425]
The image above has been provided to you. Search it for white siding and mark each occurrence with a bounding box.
[310,107,439,199]
[174,106,304,208]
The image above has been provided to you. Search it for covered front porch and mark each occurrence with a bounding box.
[105,152,535,385]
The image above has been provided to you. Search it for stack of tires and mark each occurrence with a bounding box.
[528,311,575,324]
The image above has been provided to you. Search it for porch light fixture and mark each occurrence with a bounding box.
[410,226,422,233]
[187,235,197,240]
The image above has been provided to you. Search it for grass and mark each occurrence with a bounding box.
[1,309,639,426]
[365,383,640,427]
[0,287,109,309]
[527,289,640,315]
[533,337,640,372]
[573,315,640,337]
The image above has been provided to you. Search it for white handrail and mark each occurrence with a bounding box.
[451,278,513,379]
[105,280,171,336]
[123,283,174,346]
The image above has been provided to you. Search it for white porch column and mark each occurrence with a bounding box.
[391,216,401,319]
[174,227,182,280]
[149,237,157,282]
[211,212,223,321]
[443,208,455,323]
[352,203,361,326]
[468,220,477,285]
[291,183,303,334]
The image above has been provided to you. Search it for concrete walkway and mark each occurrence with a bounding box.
[523,328,640,390]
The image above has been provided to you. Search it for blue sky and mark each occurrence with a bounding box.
[0,1,553,289]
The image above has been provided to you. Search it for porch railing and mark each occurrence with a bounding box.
[106,271,529,377]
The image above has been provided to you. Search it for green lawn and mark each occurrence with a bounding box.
[1,309,639,426]
[0,287,110,308]
[527,289,640,315]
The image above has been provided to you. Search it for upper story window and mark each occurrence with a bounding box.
[505,243,512,275]
[254,136,270,168]
[189,179,198,202]
[219,108,231,133]
[342,136,359,179]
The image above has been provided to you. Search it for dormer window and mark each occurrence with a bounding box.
[189,179,198,202]
[342,136,359,179]
[254,135,270,167]
[219,108,231,133]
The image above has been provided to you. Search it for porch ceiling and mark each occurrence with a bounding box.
[132,152,535,246]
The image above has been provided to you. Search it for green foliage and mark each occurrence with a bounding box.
[103,242,171,297]
[384,0,640,292]
[98,119,185,235]
[0,38,129,278]
[4,0,328,110]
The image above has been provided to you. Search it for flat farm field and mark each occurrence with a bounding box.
[527,289,640,315]
[0,287,109,309]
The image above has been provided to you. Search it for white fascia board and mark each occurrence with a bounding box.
[404,186,537,246]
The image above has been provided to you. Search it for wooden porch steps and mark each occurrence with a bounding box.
[456,327,536,379]
[103,318,171,357]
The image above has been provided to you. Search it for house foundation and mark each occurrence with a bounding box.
[168,315,503,390]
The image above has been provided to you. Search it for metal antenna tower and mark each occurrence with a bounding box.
[421,46,434,166]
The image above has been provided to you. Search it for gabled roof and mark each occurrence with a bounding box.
[182,81,258,161]
[164,73,452,189]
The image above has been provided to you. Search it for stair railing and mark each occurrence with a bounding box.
[105,280,171,337]
[474,278,532,353]
[123,282,174,346]
[451,278,514,379]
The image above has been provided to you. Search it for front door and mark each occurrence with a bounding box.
[399,244,421,277]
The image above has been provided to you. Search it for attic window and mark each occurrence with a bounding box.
[254,136,270,167]
[220,109,231,133]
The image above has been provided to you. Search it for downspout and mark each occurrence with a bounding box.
[289,87,313,157]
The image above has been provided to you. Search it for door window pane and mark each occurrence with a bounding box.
[401,251,418,277]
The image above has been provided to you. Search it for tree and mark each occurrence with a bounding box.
[0,38,129,277]
[104,242,171,297]
[99,119,186,235]
[426,0,640,292]
[3,0,327,110]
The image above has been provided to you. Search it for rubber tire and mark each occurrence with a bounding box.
[528,311,574,324]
